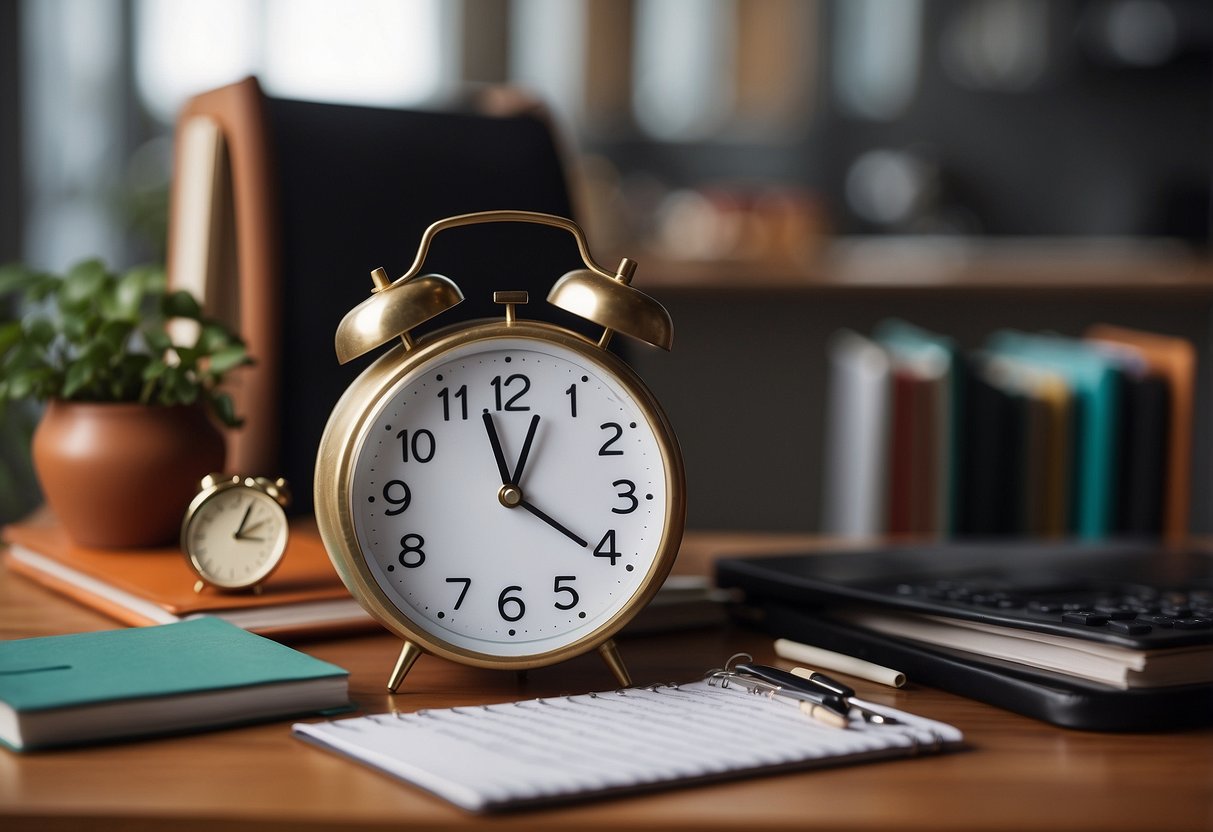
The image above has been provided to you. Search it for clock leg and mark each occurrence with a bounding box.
[387,640,423,693]
[598,639,632,687]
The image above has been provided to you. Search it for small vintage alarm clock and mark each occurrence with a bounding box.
[181,474,291,593]
[315,210,686,691]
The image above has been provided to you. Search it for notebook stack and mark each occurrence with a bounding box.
[821,322,1194,541]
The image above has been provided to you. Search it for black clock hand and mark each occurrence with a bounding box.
[238,518,268,541]
[518,498,588,548]
[510,414,540,485]
[482,411,512,485]
[233,504,253,540]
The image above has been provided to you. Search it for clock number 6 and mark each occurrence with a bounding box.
[498,585,525,622]
[553,576,579,610]
[397,533,426,568]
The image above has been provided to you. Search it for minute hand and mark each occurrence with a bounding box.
[518,498,588,548]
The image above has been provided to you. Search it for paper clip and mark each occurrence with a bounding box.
[706,667,849,730]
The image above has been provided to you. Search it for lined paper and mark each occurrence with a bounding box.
[293,679,962,812]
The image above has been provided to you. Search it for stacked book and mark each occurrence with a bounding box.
[822,322,1194,541]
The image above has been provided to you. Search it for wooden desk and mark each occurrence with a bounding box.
[2,534,1211,832]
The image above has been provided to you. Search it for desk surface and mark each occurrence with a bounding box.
[2,532,1211,832]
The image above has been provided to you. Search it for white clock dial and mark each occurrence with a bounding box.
[184,487,288,588]
[349,336,671,657]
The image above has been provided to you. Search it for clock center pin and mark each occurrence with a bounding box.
[498,484,523,508]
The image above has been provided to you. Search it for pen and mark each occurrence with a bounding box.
[722,674,849,730]
[774,638,907,688]
[734,663,849,715]
[737,662,901,726]
[736,662,854,700]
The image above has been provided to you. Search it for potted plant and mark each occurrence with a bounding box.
[0,259,251,548]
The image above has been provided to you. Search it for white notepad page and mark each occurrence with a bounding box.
[293,679,963,812]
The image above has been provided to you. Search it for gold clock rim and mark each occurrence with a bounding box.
[181,479,290,590]
[314,319,687,671]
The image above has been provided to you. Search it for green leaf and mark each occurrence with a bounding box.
[8,369,45,399]
[97,319,134,352]
[143,327,172,353]
[0,321,24,357]
[62,361,94,399]
[207,344,250,375]
[27,275,60,302]
[195,322,237,353]
[162,290,201,320]
[0,264,47,296]
[210,392,241,428]
[60,260,110,311]
[23,317,56,347]
[141,357,167,381]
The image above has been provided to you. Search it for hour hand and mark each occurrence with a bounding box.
[482,411,512,484]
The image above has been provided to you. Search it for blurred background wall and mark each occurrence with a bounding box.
[1,0,1210,529]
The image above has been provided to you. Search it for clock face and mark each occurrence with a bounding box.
[184,487,288,588]
[347,335,674,658]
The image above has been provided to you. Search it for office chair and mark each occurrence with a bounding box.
[167,77,589,513]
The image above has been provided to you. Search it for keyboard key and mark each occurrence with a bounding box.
[1093,605,1138,620]
[1062,612,1110,626]
[1107,620,1152,635]
[1027,601,1065,613]
[1172,618,1213,630]
[1136,614,1177,627]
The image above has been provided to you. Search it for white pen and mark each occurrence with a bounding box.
[775,638,907,688]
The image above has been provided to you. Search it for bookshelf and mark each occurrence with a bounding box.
[624,240,1213,535]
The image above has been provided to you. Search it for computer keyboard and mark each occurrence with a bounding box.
[715,542,1213,650]
[885,577,1213,642]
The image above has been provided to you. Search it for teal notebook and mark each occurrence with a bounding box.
[0,617,349,751]
[985,331,1121,539]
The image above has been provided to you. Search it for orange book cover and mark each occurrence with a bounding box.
[1085,325,1195,541]
[2,515,374,639]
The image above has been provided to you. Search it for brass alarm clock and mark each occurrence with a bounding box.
[314,210,686,692]
[181,474,291,593]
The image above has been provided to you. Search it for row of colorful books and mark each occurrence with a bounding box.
[821,322,1195,541]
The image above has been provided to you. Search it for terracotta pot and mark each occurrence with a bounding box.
[32,401,226,548]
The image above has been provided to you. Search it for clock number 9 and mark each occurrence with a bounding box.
[498,585,525,621]
[398,533,426,568]
[382,480,412,516]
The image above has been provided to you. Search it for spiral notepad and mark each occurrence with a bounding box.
[293,678,962,812]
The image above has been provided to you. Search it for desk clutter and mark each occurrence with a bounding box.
[0,618,349,752]
[1,518,376,639]
[292,654,962,813]
[718,543,1213,731]
[822,322,1195,541]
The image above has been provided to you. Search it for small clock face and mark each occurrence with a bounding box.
[347,334,676,658]
[184,487,288,588]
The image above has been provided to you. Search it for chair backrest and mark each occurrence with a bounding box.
[168,78,586,513]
